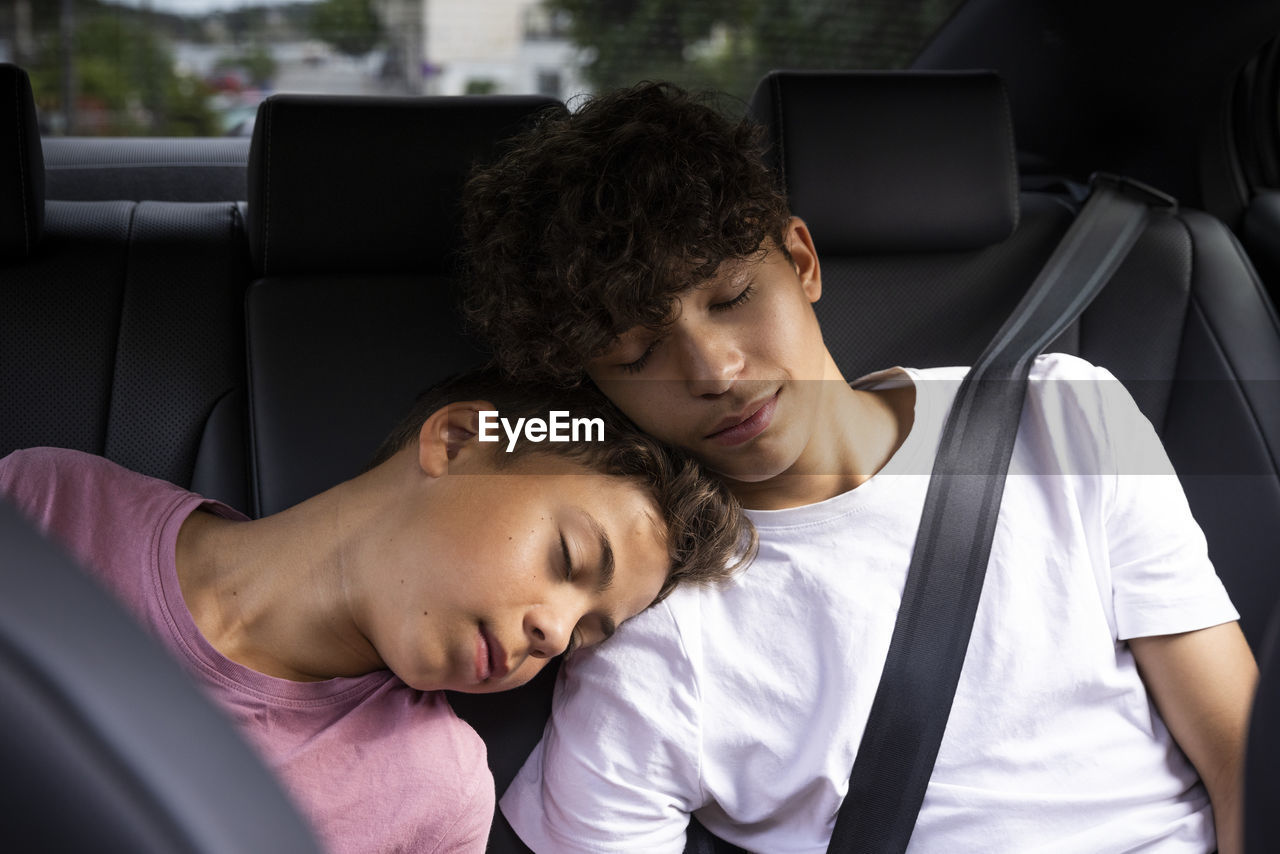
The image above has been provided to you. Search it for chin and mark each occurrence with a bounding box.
[715,465,783,484]
[709,446,803,484]
[451,673,533,695]
[449,681,506,695]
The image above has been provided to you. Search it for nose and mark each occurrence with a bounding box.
[525,605,575,659]
[679,326,743,397]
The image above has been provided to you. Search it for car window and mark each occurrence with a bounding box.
[1,0,963,137]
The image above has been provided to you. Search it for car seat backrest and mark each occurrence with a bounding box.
[0,64,253,511]
[750,70,1280,648]
[243,96,565,847]
[243,93,561,519]
[750,70,1078,380]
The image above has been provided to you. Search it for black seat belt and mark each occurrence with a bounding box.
[826,173,1176,854]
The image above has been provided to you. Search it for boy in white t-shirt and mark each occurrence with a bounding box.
[459,82,1259,853]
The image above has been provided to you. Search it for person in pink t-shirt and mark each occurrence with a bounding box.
[0,367,753,854]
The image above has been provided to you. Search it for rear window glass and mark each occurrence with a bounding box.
[2,0,963,137]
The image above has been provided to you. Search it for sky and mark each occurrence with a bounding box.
[106,0,317,15]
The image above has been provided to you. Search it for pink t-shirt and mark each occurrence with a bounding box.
[0,447,493,854]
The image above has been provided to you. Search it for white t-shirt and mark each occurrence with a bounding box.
[501,354,1239,854]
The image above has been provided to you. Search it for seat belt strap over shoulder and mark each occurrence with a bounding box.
[826,174,1175,854]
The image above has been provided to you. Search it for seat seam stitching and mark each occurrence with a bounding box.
[1182,213,1280,474]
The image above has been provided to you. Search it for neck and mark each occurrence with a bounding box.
[731,360,916,511]
[175,470,396,682]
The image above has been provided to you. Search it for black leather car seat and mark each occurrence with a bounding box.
[749,70,1280,648]
[242,92,562,517]
[0,62,253,512]
[242,92,564,853]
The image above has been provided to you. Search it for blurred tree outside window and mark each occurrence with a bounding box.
[310,0,379,58]
[3,0,221,135]
[550,0,964,104]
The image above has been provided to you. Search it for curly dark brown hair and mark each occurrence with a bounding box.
[368,366,756,602]
[461,81,792,387]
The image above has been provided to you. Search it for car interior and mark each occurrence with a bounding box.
[3,0,1280,851]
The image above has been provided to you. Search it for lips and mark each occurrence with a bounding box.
[474,628,491,683]
[705,390,780,446]
[475,625,509,684]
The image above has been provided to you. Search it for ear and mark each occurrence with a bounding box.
[417,399,495,478]
[784,216,822,303]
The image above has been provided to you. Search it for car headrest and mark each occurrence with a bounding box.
[748,70,1019,254]
[247,94,562,277]
[0,63,44,261]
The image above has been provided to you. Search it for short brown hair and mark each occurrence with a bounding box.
[461,82,791,387]
[369,366,755,602]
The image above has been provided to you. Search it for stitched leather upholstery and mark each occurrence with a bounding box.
[0,68,252,512]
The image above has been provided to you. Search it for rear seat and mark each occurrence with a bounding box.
[0,63,253,513]
[8,56,1280,852]
[241,91,561,852]
[749,70,1280,651]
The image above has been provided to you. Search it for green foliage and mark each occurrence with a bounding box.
[310,0,382,58]
[550,0,963,104]
[26,7,218,136]
[465,78,499,95]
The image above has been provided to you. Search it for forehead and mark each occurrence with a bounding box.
[502,455,661,526]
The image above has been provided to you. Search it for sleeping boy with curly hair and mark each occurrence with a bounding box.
[460,83,1257,853]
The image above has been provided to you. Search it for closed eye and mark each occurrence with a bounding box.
[620,339,661,374]
[711,282,755,311]
[559,532,574,582]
